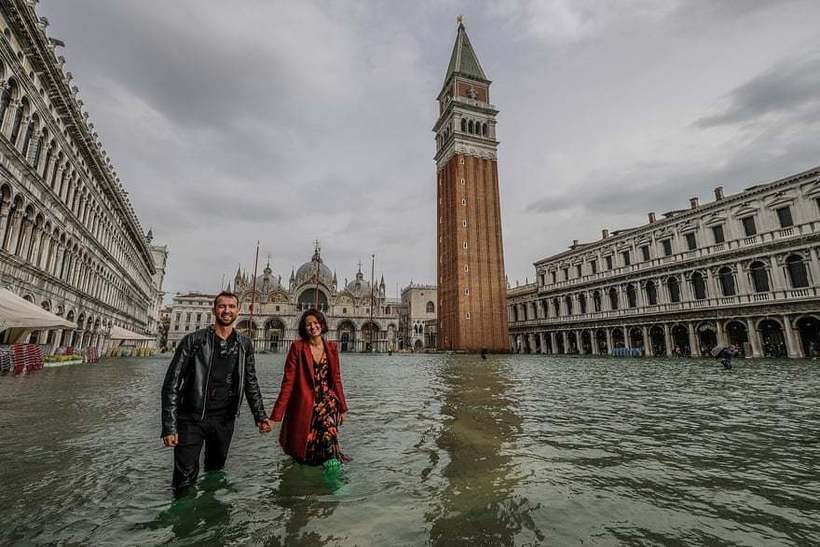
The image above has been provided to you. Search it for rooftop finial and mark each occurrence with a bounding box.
[457,14,464,26]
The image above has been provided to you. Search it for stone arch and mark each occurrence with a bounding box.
[629,326,644,350]
[426,301,435,313]
[749,260,770,292]
[264,317,286,352]
[785,254,810,288]
[795,315,820,357]
[670,324,689,355]
[649,325,666,356]
[595,329,608,354]
[695,321,717,355]
[626,283,637,308]
[724,320,749,356]
[9,94,29,146]
[690,271,707,300]
[608,287,619,310]
[666,276,681,303]
[336,319,356,352]
[645,279,658,305]
[758,318,786,357]
[718,266,736,296]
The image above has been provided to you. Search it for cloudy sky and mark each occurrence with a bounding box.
[39,0,820,298]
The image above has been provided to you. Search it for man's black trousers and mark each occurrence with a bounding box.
[173,414,235,491]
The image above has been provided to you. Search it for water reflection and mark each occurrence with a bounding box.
[144,471,233,542]
[263,461,341,546]
[428,355,543,545]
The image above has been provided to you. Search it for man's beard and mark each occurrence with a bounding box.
[214,314,235,326]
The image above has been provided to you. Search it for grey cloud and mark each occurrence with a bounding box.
[695,52,820,128]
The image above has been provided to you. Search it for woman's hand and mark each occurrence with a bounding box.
[341,412,348,424]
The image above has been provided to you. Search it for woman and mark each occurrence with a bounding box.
[271,309,349,467]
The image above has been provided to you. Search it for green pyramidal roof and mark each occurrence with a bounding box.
[445,22,487,82]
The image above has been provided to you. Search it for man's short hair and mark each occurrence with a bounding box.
[298,309,328,340]
[213,291,240,308]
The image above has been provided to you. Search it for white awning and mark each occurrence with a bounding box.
[0,288,76,330]
[110,324,154,341]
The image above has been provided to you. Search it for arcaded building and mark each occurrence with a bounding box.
[398,283,437,351]
[0,1,164,350]
[508,167,820,358]
[434,20,508,352]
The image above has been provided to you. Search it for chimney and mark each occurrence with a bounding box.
[690,196,699,209]
[601,228,609,239]
[648,212,656,224]
[572,239,579,248]
[714,186,724,200]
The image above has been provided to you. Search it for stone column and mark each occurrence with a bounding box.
[716,320,727,347]
[769,256,787,292]
[642,326,653,356]
[561,331,569,354]
[808,248,820,286]
[0,208,9,248]
[605,329,613,355]
[746,318,762,357]
[688,322,700,357]
[550,332,557,354]
[623,325,630,349]
[590,330,599,355]
[782,315,801,358]
[575,329,584,354]
[528,333,536,354]
[539,332,547,354]
[734,262,750,295]
[664,324,673,356]
[6,211,24,253]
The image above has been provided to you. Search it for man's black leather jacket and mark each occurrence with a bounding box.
[161,327,266,437]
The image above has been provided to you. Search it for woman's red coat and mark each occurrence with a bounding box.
[271,339,348,461]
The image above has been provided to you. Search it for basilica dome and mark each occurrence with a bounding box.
[294,247,334,286]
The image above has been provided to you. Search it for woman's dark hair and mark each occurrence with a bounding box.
[298,309,328,340]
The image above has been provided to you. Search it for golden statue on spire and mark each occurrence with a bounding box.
[457,15,464,25]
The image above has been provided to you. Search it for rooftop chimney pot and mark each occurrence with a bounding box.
[714,186,724,200]
[648,212,656,223]
[690,197,699,209]
[601,228,609,239]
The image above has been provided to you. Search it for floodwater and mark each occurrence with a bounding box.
[1,353,819,546]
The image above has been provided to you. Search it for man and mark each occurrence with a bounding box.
[161,291,272,493]
[711,344,739,370]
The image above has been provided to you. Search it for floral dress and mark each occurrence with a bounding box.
[304,351,348,465]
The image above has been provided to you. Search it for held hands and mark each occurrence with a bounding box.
[258,418,273,434]
[162,434,178,447]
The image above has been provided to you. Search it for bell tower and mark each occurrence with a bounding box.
[434,17,508,352]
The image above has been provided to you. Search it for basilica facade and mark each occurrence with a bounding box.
[169,246,401,353]
[0,1,165,352]
[508,167,820,359]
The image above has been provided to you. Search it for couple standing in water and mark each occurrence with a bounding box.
[160,291,349,494]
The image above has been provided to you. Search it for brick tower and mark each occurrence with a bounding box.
[434,18,509,352]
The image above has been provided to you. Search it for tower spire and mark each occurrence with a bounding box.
[444,17,487,83]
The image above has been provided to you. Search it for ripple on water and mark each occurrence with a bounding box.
[1,354,819,545]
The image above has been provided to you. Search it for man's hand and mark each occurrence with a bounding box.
[258,419,272,434]
[163,434,178,447]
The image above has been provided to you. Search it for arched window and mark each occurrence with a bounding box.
[592,291,602,312]
[578,293,587,314]
[21,112,37,158]
[468,120,474,134]
[460,118,466,132]
[609,287,619,310]
[552,298,561,317]
[482,123,488,136]
[691,272,707,300]
[719,267,736,296]
[9,96,27,145]
[786,255,809,288]
[565,295,573,315]
[626,284,637,308]
[0,80,13,128]
[749,261,769,292]
[426,301,435,313]
[667,277,681,303]
[645,280,658,305]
